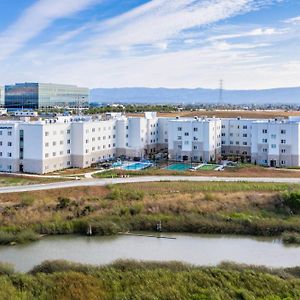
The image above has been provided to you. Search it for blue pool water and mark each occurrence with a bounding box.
[123,162,152,170]
[165,163,192,171]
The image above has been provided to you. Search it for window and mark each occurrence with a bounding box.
[193,146,198,150]
[281,139,286,144]
[52,152,56,157]
[178,145,182,149]
[281,160,286,165]
[281,129,286,134]
[243,134,247,137]
[178,136,182,140]
[230,141,233,145]
[85,139,89,144]
[184,141,189,145]
[281,149,286,154]
[243,125,247,129]
[52,141,56,146]
[45,142,49,147]
[193,137,198,141]
[60,141,63,145]
[221,133,225,137]
[7,142,12,146]
[60,151,63,155]
[178,127,182,131]
[271,134,276,139]
[67,149,71,154]
[230,133,233,137]
[67,140,70,144]
[193,128,198,132]
[262,138,268,143]
[126,126,128,130]
[7,152,12,157]
[0,141,2,146]
[0,152,2,156]
[236,141,240,145]
[221,140,225,145]
[262,129,267,134]
[263,148,268,153]
[0,131,2,135]
[243,142,248,146]
[45,131,49,136]
[67,129,70,134]
[271,144,276,149]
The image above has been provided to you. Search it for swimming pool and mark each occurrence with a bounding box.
[164,163,192,171]
[122,162,152,171]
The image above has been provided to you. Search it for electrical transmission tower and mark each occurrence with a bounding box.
[219,79,223,105]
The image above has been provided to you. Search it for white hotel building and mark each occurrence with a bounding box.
[168,117,221,162]
[0,113,300,174]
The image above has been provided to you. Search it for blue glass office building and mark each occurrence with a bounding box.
[5,83,89,109]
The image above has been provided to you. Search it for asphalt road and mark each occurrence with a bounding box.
[0,176,300,194]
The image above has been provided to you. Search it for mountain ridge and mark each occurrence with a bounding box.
[90,87,300,105]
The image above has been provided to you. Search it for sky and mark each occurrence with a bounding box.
[0,0,300,90]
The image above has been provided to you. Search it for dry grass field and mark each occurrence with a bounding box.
[128,109,300,119]
[0,174,66,187]
[0,181,299,244]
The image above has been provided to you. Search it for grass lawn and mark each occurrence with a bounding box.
[198,164,219,171]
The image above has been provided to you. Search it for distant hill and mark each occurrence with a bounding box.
[90,87,300,105]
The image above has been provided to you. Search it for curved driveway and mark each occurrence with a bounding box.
[0,176,300,194]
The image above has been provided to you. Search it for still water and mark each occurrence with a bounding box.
[0,233,299,272]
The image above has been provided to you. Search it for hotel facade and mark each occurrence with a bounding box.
[0,113,300,174]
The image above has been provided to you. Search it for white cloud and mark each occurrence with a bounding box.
[0,0,296,90]
[284,15,300,24]
[88,0,264,48]
[208,27,283,41]
[0,0,100,60]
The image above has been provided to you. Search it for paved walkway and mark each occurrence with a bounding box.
[0,175,299,194]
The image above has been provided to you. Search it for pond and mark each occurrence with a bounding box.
[0,233,299,272]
